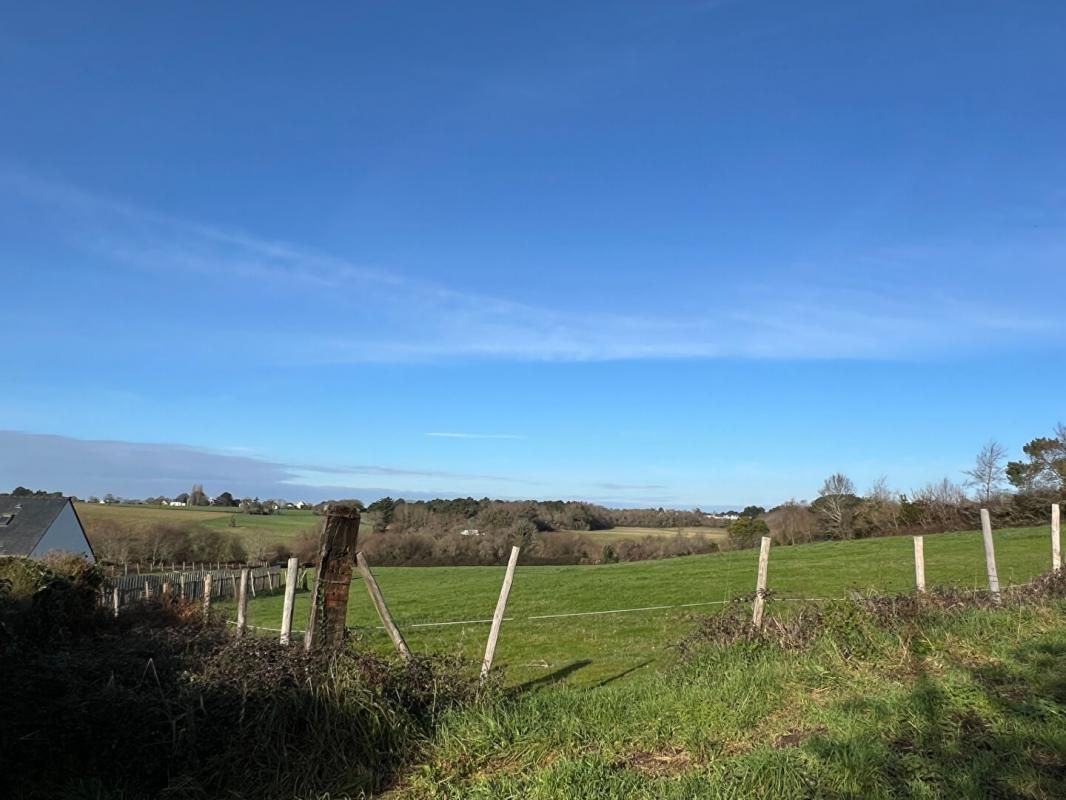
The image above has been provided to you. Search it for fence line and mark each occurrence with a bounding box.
[103,566,286,609]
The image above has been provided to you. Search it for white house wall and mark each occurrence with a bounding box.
[30,504,95,562]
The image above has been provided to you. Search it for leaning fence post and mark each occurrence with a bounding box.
[356,552,412,661]
[280,557,299,645]
[913,536,926,593]
[980,508,1001,603]
[202,573,213,618]
[1052,503,1061,573]
[751,536,771,629]
[236,568,250,637]
[480,546,520,684]
[112,586,120,618]
[304,504,361,652]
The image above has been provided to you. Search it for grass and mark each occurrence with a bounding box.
[232,524,1059,689]
[75,502,328,551]
[394,599,1066,798]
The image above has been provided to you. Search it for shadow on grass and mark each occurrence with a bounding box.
[512,660,592,694]
[800,635,1066,798]
[595,659,653,688]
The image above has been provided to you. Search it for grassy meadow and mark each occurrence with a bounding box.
[232,524,1058,689]
[221,523,1066,798]
[76,502,326,551]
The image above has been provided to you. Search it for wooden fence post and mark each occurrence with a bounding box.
[1052,503,1061,573]
[356,552,411,661]
[980,509,1001,603]
[480,546,520,684]
[144,578,151,600]
[236,568,250,637]
[280,557,299,645]
[112,586,120,618]
[751,536,772,629]
[304,504,361,652]
[913,536,926,593]
[202,573,213,618]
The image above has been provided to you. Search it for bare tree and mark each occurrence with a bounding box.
[964,440,1008,504]
[816,473,857,538]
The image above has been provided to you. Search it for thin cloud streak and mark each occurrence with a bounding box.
[5,170,1063,364]
[425,432,526,440]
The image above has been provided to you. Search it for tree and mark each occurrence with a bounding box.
[964,440,1008,503]
[740,505,766,519]
[190,484,208,506]
[1006,424,1066,493]
[728,516,769,548]
[212,491,236,507]
[813,472,859,538]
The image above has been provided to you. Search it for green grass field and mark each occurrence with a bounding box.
[223,524,1066,797]
[233,524,1058,689]
[76,502,325,550]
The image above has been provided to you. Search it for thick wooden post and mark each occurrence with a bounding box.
[280,557,299,645]
[1052,503,1061,573]
[751,536,772,629]
[144,578,151,600]
[980,509,1001,603]
[304,504,361,652]
[913,536,926,593]
[356,552,411,661]
[236,567,250,637]
[202,573,213,618]
[480,546,520,684]
[112,586,120,618]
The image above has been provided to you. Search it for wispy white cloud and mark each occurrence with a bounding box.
[4,170,1063,364]
[425,432,526,440]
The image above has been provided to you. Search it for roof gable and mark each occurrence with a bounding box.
[0,496,70,557]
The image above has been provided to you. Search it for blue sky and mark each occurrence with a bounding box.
[2,0,1065,507]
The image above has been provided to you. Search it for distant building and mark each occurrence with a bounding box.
[0,496,96,562]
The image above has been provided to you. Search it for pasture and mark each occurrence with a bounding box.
[562,525,727,544]
[231,524,1058,688]
[76,502,324,551]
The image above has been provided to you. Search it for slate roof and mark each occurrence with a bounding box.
[0,496,71,557]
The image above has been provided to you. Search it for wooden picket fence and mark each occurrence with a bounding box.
[103,565,293,609]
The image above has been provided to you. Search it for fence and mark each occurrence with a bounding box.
[100,503,1064,680]
[104,565,293,609]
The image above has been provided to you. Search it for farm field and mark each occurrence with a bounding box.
[561,525,728,544]
[76,502,326,550]
[232,524,1059,689]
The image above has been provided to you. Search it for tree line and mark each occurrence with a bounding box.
[732,424,1066,549]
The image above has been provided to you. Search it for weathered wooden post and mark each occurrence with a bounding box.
[480,546,521,684]
[980,509,1001,603]
[280,557,299,645]
[202,573,213,618]
[144,578,151,600]
[751,536,772,629]
[1052,503,1061,573]
[236,567,250,637]
[913,536,926,593]
[112,586,120,618]
[356,552,411,661]
[304,504,361,652]
[162,580,171,598]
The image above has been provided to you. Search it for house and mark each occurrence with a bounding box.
[0,496,96,562]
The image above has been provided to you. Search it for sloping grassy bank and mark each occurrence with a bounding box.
[394,580,1066,799]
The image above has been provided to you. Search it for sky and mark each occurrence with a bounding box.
[1,0,1065,508]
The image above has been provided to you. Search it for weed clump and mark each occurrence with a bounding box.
[0,557,476,800]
